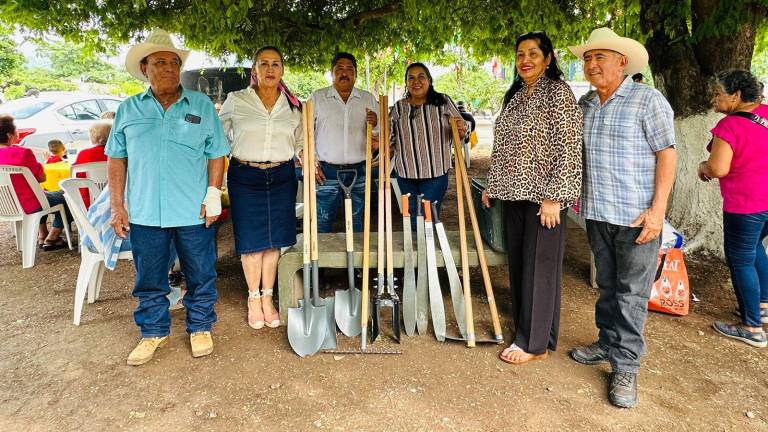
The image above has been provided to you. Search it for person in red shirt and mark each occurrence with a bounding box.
[73,119,111,207]
[0,114,72,250]
[45,139,66,164]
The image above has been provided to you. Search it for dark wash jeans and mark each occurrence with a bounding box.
[129,223,218,337]
[723,210,768,327]
[316,161,367,233]
[586,220,661,374]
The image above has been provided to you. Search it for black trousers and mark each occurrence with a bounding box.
[503,200,568,354]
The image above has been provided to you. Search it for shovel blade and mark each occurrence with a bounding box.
[334,288,362,337]
[319,297,337,350]
[287,302,328,357]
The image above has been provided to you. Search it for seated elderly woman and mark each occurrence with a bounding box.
[0,114,72,251]
[73,119,111,207]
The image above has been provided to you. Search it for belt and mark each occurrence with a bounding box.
[320,161,365,170]
[233,158,289,169]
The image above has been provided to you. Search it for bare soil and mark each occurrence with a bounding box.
[1,155,766,432]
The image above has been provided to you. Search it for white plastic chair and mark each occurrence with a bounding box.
[0,165,73,268]
[59,178,132,325]
[70,162,108,193]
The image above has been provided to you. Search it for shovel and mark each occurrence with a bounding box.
[423,200,446,342]
[432,203,467,339]
[415,194,429,335]
[401,194,417,336]
[334,168,361,337]
[307,101,336,350]
[288,101,328,357]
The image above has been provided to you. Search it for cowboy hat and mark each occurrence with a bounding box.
[125,28,190,82]
[568,28,648,75]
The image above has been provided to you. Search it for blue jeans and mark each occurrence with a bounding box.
[316,162,367,233]
[397,174,449,230]
[39,191,71,229]
[586,220,661,374]
[723,211,768,327]
[130,223,218,337]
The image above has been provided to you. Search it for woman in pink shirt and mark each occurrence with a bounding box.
[698,69,768,348]
[0,114,72,251]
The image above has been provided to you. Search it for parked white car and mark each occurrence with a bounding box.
[0,92,123,153]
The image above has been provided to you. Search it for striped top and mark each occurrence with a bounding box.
[389,95,462,179]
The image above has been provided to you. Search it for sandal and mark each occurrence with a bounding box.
[261,288,281,328]
[247,290,265,329]
[42,238,68,252]
[713,321,767,348]
[499,343,549,365]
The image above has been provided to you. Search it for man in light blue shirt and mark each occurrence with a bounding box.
[568,28,677,408]
[106,29,229,366]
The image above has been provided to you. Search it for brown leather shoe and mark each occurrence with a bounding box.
[127,336,168,366]
[190,331,213,358]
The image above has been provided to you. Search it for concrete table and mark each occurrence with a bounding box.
[278,231,507,324]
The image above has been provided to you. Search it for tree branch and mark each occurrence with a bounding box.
[340,1,402,27]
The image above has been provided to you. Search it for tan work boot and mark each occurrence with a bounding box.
[126,336,168,366]
[190,331,213,358]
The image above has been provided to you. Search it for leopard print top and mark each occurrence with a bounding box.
[486,77,583,207]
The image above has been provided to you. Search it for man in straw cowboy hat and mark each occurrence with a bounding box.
[568,28,677,408]
[106,28,230,365]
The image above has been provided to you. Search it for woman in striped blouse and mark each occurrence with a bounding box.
[390,63,466,220]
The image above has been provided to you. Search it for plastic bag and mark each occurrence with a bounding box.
[649,248,689,316]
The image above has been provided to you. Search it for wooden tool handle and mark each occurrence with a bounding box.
[450,118,502,340]
[402,194,410,217]
[361,110,374,341]
[450,118,474,347]
[307,100,319,261]
[301,106,311,265]
[423,199,432,222]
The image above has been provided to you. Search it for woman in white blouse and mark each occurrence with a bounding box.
[219,46,303,330]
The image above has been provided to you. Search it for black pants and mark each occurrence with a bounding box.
[503,200,568,354]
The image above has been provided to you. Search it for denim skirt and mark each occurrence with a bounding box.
[227,159,298,254]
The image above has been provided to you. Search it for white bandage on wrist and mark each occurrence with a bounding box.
[202,186,222,217]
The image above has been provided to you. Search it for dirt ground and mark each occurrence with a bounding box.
[1,155,767,432]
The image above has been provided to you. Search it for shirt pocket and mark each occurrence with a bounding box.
[123,119,159,143]
[170,120,205,157]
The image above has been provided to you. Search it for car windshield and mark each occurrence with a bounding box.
[0,99,54,119]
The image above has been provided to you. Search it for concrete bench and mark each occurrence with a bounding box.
[277,232,507,324]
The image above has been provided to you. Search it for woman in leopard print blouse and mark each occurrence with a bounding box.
[483,31,583,365]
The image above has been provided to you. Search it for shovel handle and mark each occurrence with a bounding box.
[308,100,319,261]
[402,194,410,217]
[301,105,311,265]
[423,199,432,222]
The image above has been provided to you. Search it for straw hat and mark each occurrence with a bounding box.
[125,28,190,82]
[568,28,648,75]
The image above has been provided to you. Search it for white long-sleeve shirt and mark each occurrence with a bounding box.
[310,86,379,164]
[219,86,303,162]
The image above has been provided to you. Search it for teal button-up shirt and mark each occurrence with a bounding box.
[106,86,230,228]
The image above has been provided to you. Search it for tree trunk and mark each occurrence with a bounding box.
[640,0,766,256]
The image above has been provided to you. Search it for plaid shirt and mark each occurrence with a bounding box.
[579,76,676,226]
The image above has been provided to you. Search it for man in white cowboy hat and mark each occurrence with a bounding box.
[106,28,230,366]
[567,27,677,408]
